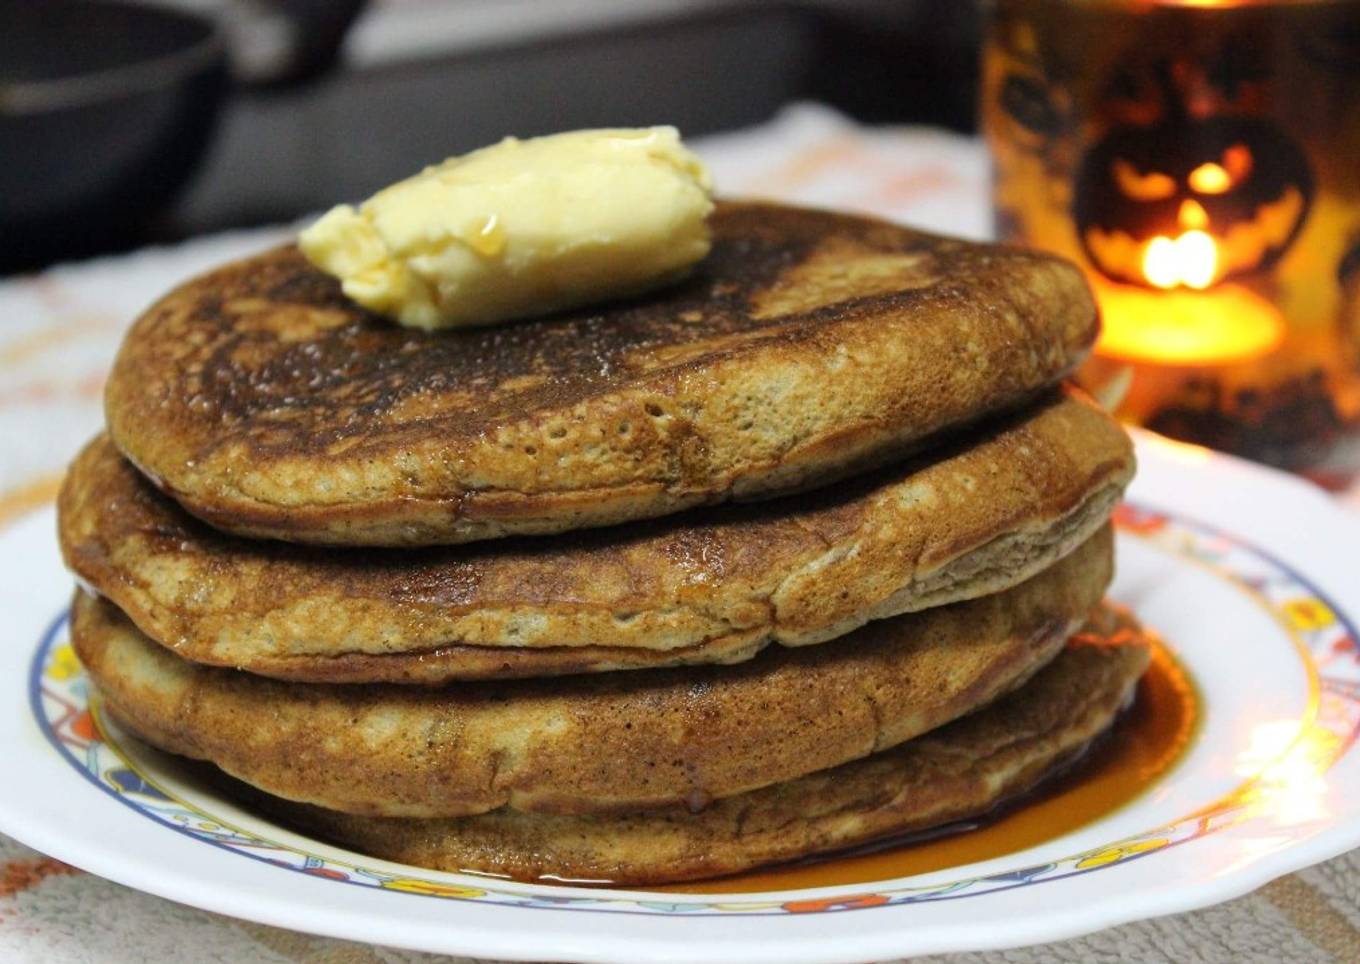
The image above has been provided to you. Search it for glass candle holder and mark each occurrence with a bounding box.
[982,0,1360,486]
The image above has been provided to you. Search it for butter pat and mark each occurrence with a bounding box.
[299,127,714,330]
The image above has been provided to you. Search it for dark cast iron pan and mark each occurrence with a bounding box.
[0,0,363,273]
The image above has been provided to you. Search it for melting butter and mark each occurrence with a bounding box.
[299,127,714,330]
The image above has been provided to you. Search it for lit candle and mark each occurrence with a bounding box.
[1095,280,1285,367]
[1086,225,1289,425]
[983,0,1360,475]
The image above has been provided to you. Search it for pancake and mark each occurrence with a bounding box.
[104,201,1097,546]
[73,527,1112,818]
[62,389,1133,683]
[193,606,1153,886]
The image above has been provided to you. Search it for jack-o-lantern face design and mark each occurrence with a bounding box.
[1074,114,1314,288]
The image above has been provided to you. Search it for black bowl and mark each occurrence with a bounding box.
[0,0,228,271]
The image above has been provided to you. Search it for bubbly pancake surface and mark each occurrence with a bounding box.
[62,389,1132,682]
[104,202,1097,546]
[74,527,1111,818]
[183,607,1153,886]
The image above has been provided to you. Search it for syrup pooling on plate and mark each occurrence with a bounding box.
[658,639,1197,895]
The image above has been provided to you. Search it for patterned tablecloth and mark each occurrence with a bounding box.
[3,104,1359,963]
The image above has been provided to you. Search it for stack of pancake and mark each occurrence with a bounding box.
[59,202,1147,886]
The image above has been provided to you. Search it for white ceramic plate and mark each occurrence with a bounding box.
[2,431,1359,963]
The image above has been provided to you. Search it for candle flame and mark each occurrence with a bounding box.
[1143,230,1218,289]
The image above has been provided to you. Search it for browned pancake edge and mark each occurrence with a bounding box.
[63,388,1132,682]
[73,528,1112,818]
[180,606,1153,885]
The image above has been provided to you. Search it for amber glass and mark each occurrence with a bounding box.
[983,0,1360,483]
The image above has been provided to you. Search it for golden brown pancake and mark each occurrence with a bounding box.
[62,389,1132,682]
[192,607,1153,886]
[104,201,1097,546]
[74,528,1111,818]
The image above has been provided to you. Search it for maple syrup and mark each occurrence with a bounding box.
[659,640,1197,895]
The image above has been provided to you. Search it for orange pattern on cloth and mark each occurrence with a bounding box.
[0,858,78,900]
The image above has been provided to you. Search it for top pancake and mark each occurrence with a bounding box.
[105,201,1097,546]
